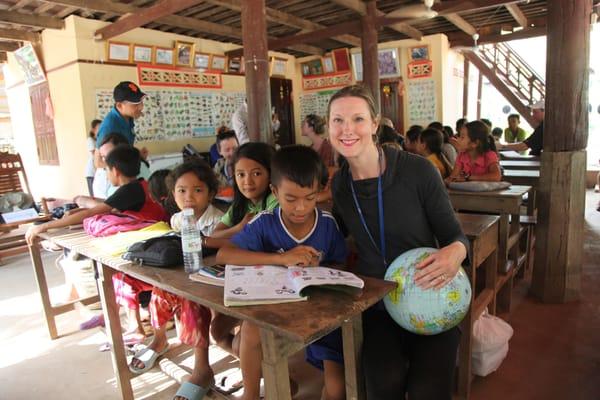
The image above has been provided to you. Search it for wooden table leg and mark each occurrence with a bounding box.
[260,329,293,400]
[97,263,133,400]
[498,214,509,272]
[342,315,365,400]
[28,242,58,339]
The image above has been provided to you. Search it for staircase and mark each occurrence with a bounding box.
[463,42,545,127]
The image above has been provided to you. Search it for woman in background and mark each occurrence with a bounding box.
[85,119,102,196]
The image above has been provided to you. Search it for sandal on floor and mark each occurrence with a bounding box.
[128,345,168,374]
[173,381,209,400]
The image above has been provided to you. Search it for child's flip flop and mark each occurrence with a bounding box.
[173,381,209,400]
[128,345,169,374]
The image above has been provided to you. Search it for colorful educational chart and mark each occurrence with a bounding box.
[95,89,245,141]
[407,79,436,126]
[299,90,337,121]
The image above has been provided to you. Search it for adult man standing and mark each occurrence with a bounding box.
[96,81,146,147]
[500,100,544,156]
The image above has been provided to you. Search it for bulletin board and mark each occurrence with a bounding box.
[299,90,337,121]
[407,79,436,126]
[95,89,245,141]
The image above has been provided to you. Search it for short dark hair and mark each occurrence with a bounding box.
[491,127,503,139]
[378,125,399,145]
[456,118,467,133]
[304,114,326,135]
[100,132,129,147]
[405,125,423,142]
[480,118,493,129]
[508,114,520,121]
[90,119,102,138]
[105,145,140,178]
[427,121,444,132]
[168,160,219,196]
[271,145,324,189]
[216,129,238,151]
[148,169,179,217]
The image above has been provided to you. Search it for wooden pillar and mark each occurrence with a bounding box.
[463,58,470,118]
[476,70,483,119]
[241,0,272,143]
[361,0,380,112]
[531,0,591,303]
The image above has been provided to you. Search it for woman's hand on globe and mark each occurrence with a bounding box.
[413,241,467,290]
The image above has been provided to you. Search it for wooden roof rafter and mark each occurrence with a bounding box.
[0,9,64,29]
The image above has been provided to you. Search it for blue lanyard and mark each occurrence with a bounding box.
[349,151,387,268]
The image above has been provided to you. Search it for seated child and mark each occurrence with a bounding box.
[212,129,239,188]
[27,145,167,342]
[415,128,453,179]
[446,120,502,183]
[130,160,223,399]
[210,142,278,240]
[403,124,423,154]
[216,145,348,400]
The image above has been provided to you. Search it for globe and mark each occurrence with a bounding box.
[383,247,471,335]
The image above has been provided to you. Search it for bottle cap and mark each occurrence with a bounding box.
[183,208,194,216]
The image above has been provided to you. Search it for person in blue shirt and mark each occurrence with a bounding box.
[96,81,146,147]
[216,145,348,400]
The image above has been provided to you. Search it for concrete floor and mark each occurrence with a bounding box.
[1,191,599,400]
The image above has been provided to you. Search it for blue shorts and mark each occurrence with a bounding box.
[305,327,344,370]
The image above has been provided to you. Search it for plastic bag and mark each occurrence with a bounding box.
[471,309,513,376]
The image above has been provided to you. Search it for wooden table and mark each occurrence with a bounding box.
[448,185,532,314]
[456,213,499,400]
[500,160,540,170]
[503,169,540,187]
[499,150,540,161]
[31,228,395,400]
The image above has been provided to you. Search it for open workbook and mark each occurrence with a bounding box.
[223,265,364,307]
[189,264,225,287]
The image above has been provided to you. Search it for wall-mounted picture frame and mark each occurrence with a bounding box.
[351,52,363,82]
[410,45,429,61]
[13,43,46,86]
[132,44,153,64]
[378,48,401,78]
[175,40,195,67]
[322,54,335,74]
[228,56,243,73]
[107,41,131,63]
[332,48,351,72]
[300,58,323,76]
[194,52,211,69]
[210,54,226,71]
[155,46,174,65]
[270,57,287,77]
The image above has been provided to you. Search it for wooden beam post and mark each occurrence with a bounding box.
[361,0,380,113]
[463,57,469,118]
[0,10,64,30]
[531,0,591,303]
[241,0,272,143]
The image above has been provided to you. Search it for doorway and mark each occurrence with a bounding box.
[270,77,295,146]
[380,78,404,132]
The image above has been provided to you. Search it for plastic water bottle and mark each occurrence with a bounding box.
[181,208,204,273]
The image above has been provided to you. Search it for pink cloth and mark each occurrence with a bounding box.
[112,272,153,310]
[455,150,499,176]
[150,288,211,348]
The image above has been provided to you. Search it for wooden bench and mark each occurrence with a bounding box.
[500,160,540,170]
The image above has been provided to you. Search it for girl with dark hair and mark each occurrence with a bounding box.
[85,119,102,196]
[211,142,278,238]
[446,120,502,183]
[328,85,468,400]
[416,128,454,179]
[302,113,336,167]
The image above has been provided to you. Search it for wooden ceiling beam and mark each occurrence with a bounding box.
[330,0,423,40]
[268,20,361,50]
[0,41,21,51]
[203,0,361,47]
[433,0,522,15]
[54,5,79,18]
[505,4,528,28]
[94,0,204,40]
[450,26,546,47]
[0,10,64,30]
[445,13,477,36]
[8,0,34,11]
[0,27,40,42]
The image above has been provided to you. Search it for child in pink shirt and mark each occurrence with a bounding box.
[446,120,501,183]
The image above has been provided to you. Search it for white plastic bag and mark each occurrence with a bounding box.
[471,309,513,376]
